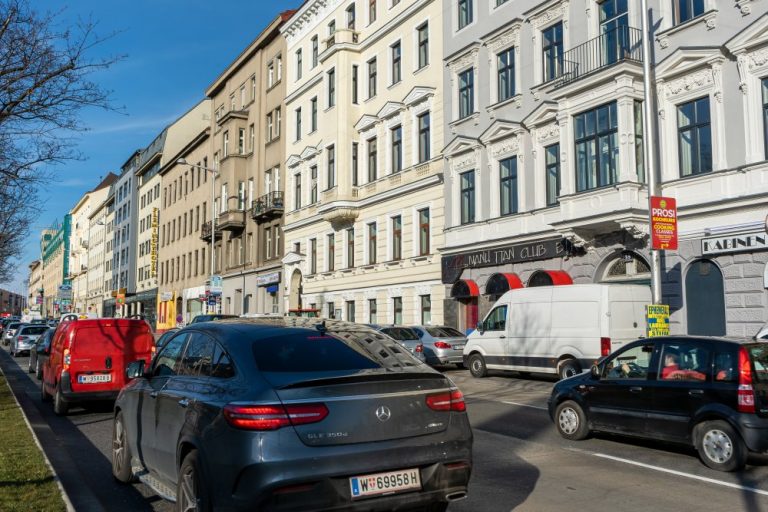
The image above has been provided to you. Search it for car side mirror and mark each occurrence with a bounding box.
[476,321,484,334]
[126,360,146,380]
[591,364,601,379]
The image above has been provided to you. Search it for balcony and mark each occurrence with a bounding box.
[251,191,285,223]
[200,221,222,242]
[218,209,246,231]
[552,26,642,88]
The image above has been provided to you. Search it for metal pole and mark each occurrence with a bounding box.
[641,0,662,305]
[210,165,216,314]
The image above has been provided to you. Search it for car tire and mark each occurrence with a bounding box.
[555,400,590,441]
[468,353,487,378]
[53,383,69,416]
[40,379,51,403]
[112,411,135,483]
[27,358,34,373]
[557,358,581,380]
[696,420,747,472]
[177,450,211,512]
[35,360,42,380]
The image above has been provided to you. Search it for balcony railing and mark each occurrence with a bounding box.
[554,26,642,88]
[251,191,284,222]
[200,221,222,242]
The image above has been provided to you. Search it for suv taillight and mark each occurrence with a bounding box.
[434,341,452,349]
[426,389,466,412]
[738,347,756,414]
[600,337,611,357]
[414,343,424,353]
[223,403,328,431]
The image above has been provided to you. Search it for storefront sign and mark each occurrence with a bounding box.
[116,292,125,306]
[650,196,678,251]
[160,291,174,302]
[257,272,281,286]
[151,208,159,277]
[441,238,567,284]
[57,285,72,300]
[702,232,768,256]
[646,304,670,337]
[208,275,223,295]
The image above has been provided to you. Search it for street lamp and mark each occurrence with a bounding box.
[176,158,218,313]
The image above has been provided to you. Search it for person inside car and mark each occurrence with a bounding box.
[662,348,706,381]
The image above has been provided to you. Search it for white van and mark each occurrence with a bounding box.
[463,284,651,380]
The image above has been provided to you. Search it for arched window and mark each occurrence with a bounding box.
[601,252,651,284]
[685,259,726,336]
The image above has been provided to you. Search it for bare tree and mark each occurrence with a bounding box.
[0,0,120,282]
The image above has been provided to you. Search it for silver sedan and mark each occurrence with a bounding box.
[409,326,468,368]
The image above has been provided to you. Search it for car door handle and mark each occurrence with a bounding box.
[178,398,190,408]
[629,387,643,393]
[149,391,158,398]
[689,389,704,397]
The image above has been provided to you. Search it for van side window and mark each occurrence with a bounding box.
[485,306,507,331]
[152,333,188,378]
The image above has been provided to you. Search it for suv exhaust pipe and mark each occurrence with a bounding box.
[445,491,467,502]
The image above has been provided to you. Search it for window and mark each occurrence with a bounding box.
[542,22,563,82]
[310,97,318,132]
[458,68,474,119]
[418,112,431,162]
[460,170,475,224]
[677,97,712,176]
[764,79,768,159]
[368,222,377,264]
[417,23,429,69]
[674,0,705,25]
[238,181,246,210]
[251,76,256,102]
[310,165,318,204]
[266,113,273,142]
[347,3,356,30]
[268,60,275,88]
[367,137,378,182]
[458,0,473,29]
[346,301,356,322]
[369,299,377,323]
[327,233,335,271]
[311,36,319,67]
[295,108,302,141]
[369,0,377,23]
[499,157,518,216]
[575,102,619,191]
[294,173,302,210]
[603,343,654,380]
[328,302,336,319]
[296,49,303,80]
[327,21,336,47]
[484,305,507,331]
[310,239,317,274]
[545,143,560,206]
[346,228,355,267]
[352,65,359,104]
[599,0,629,66]
[391,126,402,173]
[685,259,726,336]
[368,58,377,98]
[418,208,430,255]
[635,101,645,183]
[265,228,272,259]
[223,131,229,156]
[659,342,709,382]
[420,295,431,325]
[391,215,402,260]
[352,142,359,186]
[326,145,336,189]
[497,47,515,102]
[275,108,281,137]
[393,297,403,325]
[327,69,336,107]
[248,125,254,152]
[391,41,401,84]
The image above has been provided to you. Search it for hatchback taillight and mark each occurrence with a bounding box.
[223,403,329,431]
[600,337,611,357]
[63,348,71,370]
[738,347,756,414]
[434,341,452,349]
[426,389,466,412]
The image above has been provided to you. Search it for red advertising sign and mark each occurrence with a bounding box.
[651,196,678,250]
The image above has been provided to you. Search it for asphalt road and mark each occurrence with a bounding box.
[3,345,768,512]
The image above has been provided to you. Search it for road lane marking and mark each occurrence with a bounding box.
[593,453,768,497]
[499,400,548,411]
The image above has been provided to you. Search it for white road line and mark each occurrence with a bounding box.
[593,453,768,497]
[499,400,548,411]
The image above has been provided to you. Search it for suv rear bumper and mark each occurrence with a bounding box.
[60,371,120,402]
[737,415,768,453]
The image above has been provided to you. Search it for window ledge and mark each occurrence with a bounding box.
[361,264,376,270]
[655,9,718,49]
[411,255,431,262]
[387,80,402,91]
[413,64,430,76]
[384,259,402,266]
[487,94,523,114]
[340,267,355,273]
[266,79,282,93]
[449,112,480,130]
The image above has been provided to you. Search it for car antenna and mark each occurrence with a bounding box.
[316,320,327,336]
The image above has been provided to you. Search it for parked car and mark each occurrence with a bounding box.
[3,322,24,346]
[548,335,768,472]
[189,314,238,324]
[41,318,155,415]
[28,328,55,378]
[154,328,179,352]
[464,284,651,380]
[370,325,426,363]
[10,324,49,357]
[112,318,473,511]
[409,325,467,367]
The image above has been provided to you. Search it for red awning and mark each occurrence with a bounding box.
[485,273,524,295]
[450,279,480,299]
[528,270,574,287]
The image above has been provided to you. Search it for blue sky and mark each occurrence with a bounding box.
[11,0,297,295]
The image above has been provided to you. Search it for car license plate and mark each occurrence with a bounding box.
[78,374,111,384]
[349,468,421,499]
[453,344,465,350]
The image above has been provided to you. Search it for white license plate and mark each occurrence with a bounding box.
[453,344,465,350]
[78,374,111,384]
[350,468,421,499]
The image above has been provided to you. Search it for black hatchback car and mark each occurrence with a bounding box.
[549,336,768,472]
[112,318,472,511]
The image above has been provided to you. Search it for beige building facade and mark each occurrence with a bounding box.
[86,193,110,317]
[280,0,446,325]
[27,260,42,313]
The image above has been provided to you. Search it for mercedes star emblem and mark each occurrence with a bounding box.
[375,405,391,422]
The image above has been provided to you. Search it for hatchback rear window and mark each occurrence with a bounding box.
[748,344,768,382]
[426,327,464,338]
[20,326,48,335]
[252,330,419,372]
[381,327,418,341]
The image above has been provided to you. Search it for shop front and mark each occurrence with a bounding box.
[182,286,206,323]
[156,291,177,333]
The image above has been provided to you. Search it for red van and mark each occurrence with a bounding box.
[41,318,155,415]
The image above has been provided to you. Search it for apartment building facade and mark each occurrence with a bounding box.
[0,288,24,316]
[281,0,446,325]
[86,192,109,318]
[28,260,42,313]
[441,1,768,336]
[40,217,70,316]
[204,12,293,317]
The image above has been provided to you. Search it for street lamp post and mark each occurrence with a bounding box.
[177,158,218,313]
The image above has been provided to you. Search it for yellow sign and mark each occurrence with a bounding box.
[151,207,159,277]
[646,304,670,337]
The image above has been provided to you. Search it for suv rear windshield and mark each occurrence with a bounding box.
[748,343,768,382]
[426,327,465,338]
[252,329,420,372]
[20,326,48,335]
[381,327,418,341]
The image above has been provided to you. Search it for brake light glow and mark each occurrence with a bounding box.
[600,337,611,357]
[434,341,452,349]
[414,344,424,353]
[738,347,755,414]
[63,348,71,370]
[223,403,328,431]
[426,389,466,412]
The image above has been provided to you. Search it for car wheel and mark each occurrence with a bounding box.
[555,400,590,441]
[35,360,42,380]
[468,353,487,378]
[53,383,69,416]
[27,358,33,373]
[112,411,134,483]
[177,450,211,512]
[696,420,747,472]
[557,358,581,380]
[40,379,51,403]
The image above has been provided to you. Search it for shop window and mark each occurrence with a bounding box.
[685,259,725,336]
